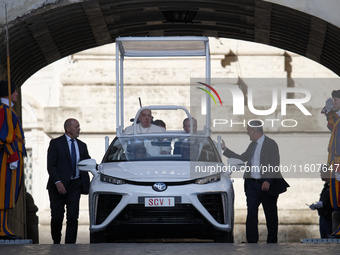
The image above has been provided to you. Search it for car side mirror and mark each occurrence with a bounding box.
[78,159,98,177]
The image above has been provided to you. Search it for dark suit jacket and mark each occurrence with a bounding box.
[223,135,289,196]
[47,135,90,194]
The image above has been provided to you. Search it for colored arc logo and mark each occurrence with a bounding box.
[196,82,222,106]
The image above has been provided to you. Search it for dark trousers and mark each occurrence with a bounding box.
[245,178,278,243]
[320,215,332,238]
[48,178,81,244]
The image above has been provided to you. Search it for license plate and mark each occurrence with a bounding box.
[145,197,175,207]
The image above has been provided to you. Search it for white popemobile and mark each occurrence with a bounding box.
[78,37,237,243]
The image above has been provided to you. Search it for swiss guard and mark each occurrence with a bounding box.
[322,89,340,238]
[0,80,26,239]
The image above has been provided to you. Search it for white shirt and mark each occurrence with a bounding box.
[65,134,80,179]
[250,134,265,179]
[124,123,167,155]
[124,123,165,134]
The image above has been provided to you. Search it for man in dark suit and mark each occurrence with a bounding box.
[47,118,90,244]
[221,120,289,243]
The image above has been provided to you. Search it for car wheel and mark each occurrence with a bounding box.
[213,209,234,243]
[213,231,233,243]
[90,231,107,243]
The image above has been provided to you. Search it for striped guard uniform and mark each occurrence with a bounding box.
[0,103,26,237]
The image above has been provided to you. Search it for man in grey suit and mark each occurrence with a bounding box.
[47,118,90,244]
[221,120,289,243]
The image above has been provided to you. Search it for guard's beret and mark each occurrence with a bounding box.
[332,90,340,99]
[0,80,16,97]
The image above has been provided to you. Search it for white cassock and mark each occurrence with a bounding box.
[124,123,168,155]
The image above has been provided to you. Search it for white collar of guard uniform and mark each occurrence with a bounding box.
[0,98,14,107]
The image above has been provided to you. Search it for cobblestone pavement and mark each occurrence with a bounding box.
[1,243,340,255]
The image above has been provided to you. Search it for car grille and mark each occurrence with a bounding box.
[197,193,226,224]
[96,194,122,224]
[115,204,205,224]
[94,193,227,226]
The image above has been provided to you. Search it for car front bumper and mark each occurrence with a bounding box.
[88,177,234,233]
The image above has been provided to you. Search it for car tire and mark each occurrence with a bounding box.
[90,231,107,243]
[213,207,234,243]
[213,231,233,243]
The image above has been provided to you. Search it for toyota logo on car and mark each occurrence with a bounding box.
[153,183,167,192]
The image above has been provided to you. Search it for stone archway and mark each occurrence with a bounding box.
[0,0,340,88]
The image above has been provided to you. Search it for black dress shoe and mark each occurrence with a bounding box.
[0,235,23,240]
[328,234,340,239]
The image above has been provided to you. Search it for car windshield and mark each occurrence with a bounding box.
[102,136,221,162]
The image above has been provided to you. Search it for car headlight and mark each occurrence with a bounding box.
[195,174,220,184]
[100,174,126,185]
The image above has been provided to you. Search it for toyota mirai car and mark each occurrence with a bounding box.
[78,37,234,243]
[78,114,234,243]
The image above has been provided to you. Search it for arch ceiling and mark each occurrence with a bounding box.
[0,0,339,87]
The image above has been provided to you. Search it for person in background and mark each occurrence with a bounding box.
[182,117,197,134]
[321,90,340,237]
[221,120,289,243]
[133,144,147,160]
[0,80,26,240]
[153,119,166,129]
[174,117,197,154]
[47,118,90,244]
[309,166,333,238]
